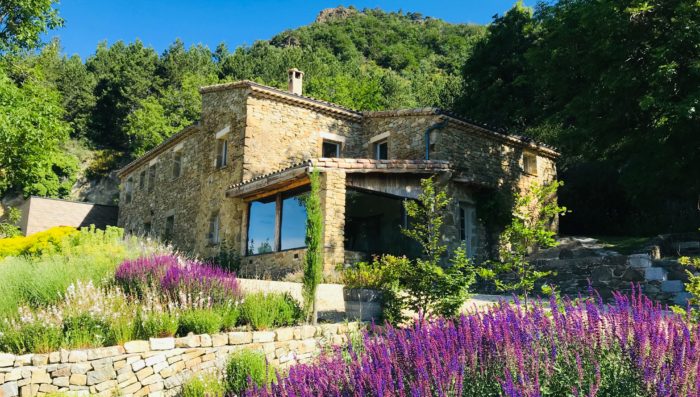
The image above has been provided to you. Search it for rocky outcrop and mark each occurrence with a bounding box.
[315,6,359,23]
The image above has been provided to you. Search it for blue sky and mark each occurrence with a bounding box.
[47,1,522,58]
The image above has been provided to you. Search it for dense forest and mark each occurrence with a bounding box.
[0,1,698,235]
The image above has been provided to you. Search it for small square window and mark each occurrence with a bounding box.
[523,153,538,176]
[375,140,388,160]
[216,139,228,168]
[172,151,182,179]
[322,141,340,158]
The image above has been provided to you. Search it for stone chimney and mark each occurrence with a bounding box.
[287,68,304,95]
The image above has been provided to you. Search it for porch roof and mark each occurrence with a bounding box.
[226,158,452,199]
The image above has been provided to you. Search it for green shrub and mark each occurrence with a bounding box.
[178,309,223,335]
[182,372,225,397]
[137,311,179,338]
[107,314,137,346]
[218,305,240,331]
[0,322,63,354]
[63,313,111,349]
[0,226,77,258]
[239,293,302,331]
[225,350,273,395]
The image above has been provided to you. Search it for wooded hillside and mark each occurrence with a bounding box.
[0,2,697,235]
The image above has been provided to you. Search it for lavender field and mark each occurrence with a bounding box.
[246,288,699,397]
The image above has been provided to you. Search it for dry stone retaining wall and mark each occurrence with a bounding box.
[0,323,359,397]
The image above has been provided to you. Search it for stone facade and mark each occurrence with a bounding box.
[0,323,359,397]
[118,77,558,278]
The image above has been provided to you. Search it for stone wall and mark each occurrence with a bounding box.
[0,323,359,397]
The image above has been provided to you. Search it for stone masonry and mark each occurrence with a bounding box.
[117,71,558,278]
[0,323,359,397]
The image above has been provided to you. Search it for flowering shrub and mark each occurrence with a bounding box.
[115,254,241,305]
[245,288,698,397]
[0,226,77,258]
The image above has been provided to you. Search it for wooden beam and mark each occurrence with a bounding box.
[241,177,310,202]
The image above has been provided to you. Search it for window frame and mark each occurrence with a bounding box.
[216,138,228,169]
[321,140,341,158]
[459,203,478,259]
[164,215,175,243]
[139,170,146,190]
[208,211,221,245]
[172,150,183,179]
[148,164,156,193]
[125,177,133,204]
[523,152,538,176]
[375,140,389,160]
[245,186,310,256]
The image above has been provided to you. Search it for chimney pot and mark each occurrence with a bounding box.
[287,68,304,95]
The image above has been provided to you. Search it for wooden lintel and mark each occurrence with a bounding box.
[240,177,310,202]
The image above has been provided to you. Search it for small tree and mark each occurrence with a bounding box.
[480,181,566,306]
[0,206,21,238]
[302,169,323,324]
[397,177,477,319]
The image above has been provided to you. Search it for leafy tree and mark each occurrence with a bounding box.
[0,206,21,237]
[302,169,323,324]
[0,0,62,52]
[395,177,477,320]
[479,181,567,306]
[0,66,75,197]
[86,40,160,150]
[456,1,537,130]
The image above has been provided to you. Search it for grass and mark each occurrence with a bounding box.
[592,235,650,255]
[0,227,160,318]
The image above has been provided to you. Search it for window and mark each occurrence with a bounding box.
[459,203,478,259]
[281,190,309,250]
[322,141,340,158]
[172,151,182,179]
[208,211,221,245]
[375,140,388,160]
[216,139,228,168]
[164,215,174,242]
[139,170,146,189]
[523,152,538,176]
[344,189,420,257]
[125,177,133,203]
[143,222,151,236]
[148,164,156,193]
[247,187,309,255]
[247,198,276,254]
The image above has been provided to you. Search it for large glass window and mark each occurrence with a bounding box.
[344,189,419,257]
[247,198,276,254]
[246,187,309,255]
[281,190,308,250]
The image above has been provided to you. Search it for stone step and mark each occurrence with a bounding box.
[673,292,693,306]
[661,280,684,293]
[628,254,653,268]
[644,267,667,281]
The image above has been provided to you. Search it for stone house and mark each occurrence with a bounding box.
[117,69,558,279]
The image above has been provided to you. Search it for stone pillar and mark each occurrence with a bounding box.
[320,170,346,275]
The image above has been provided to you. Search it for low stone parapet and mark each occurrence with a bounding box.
[0,322,360,397]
